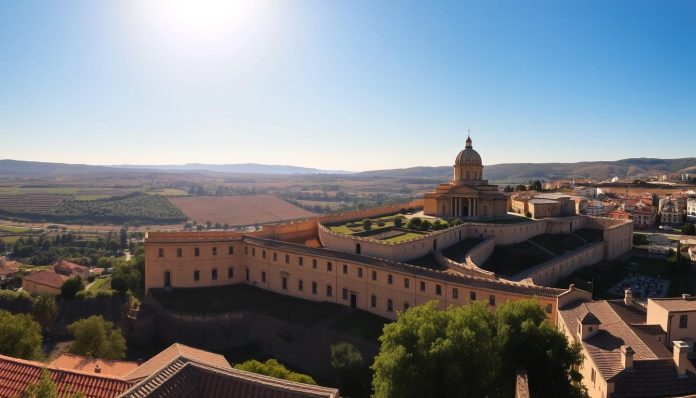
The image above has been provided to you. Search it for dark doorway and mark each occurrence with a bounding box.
[356,243,361,254]
[433,239,437,251]
[164,271,171,287]
[350,294,357,309]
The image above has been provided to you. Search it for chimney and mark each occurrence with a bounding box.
[94,364,101,374]
[673,341,689,377]
[624,289,634,306]
[620,345,634,369]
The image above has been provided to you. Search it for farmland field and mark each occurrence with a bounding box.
[169,195,316,226]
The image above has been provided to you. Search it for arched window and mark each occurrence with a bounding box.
[164,271,171,287]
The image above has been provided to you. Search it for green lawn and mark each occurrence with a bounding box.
[150,284,390,343]
[0,225,38,233]
[382,232,426,243]
[87,276,112,292]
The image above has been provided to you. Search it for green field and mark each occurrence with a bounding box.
[87,276,112,292]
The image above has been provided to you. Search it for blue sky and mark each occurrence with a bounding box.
[0,0,694,171]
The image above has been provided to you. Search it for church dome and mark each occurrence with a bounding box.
[455,136,482,166]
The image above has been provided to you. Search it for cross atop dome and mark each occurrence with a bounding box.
[465,130,472,148]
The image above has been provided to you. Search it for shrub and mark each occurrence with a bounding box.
[68,315,126,359]
[362,219,373,230]
[420,220,432,231]
[394,216,404,228]
[407,217,422,230]
[61,276,85,299]
[377,221,385,227]
[235,359,316,385]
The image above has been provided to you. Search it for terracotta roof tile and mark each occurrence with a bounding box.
[124,343,231,382]
[650,297,696,312]
[0,354,132,398]
[49,354,139,377]
[22,270,69,289]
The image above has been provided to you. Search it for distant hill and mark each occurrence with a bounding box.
[1,157,694,182]
[113,163,350,175]
[356,157,696,182]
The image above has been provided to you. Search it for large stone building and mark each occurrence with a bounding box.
[423,136,508,218]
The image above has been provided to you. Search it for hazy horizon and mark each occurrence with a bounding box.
[1,1,694,171]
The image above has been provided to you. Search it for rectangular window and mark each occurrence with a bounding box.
[470,291,477,301]
[194,247,200,257]
[211,269,218,280]
[343,264,348,274]
[326,285,332,297]
[371,294,377,308]
[387,299,393,312]
[489,295,496,306]
[453,288,459,299]
[158,248,164,258]
[372,271,377,281]
[680,314,688,328]
[262,250,266,259]
[312,281,317,295]
[590,368,596,386]
[312,259,317,269]
[357,267,363,278]
[228,246,234,255]
[245,246,248,255]
[546,304,552,313]
[273,252,278,262]
[212,247,217,256]
[327,262,333,272]
[298,280,304,291]
[262,271,267,283]
[404,278,410,288]
[436,284,442,296]
[420,281,426,292]
[388,274,393,285]
[342,288,348,300]
[282,277,287,290]
[193,270,200,281]
[285,254,290,264]
[299,257,304,266]
[228,267,234,279]
[251,248,256,257]
[245,268,249,281]
[177,248,182,257]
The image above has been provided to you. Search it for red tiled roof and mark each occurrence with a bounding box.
[0,354,132,398]
[650,297,696,312]
[22,270,69,289]
[54,259,89,275]
[124,343,232,382]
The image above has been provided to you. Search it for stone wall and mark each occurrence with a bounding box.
[515,242,605,286]
[465,237,496,271]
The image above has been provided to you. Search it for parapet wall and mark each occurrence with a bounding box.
[465,238,496,270]
[515,241,605,286]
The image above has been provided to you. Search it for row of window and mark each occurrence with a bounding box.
[158,246,234,258]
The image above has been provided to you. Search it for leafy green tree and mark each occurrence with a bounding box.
[0,310,43,360]
[530,180,543,191]
[372,301,499,398]
[32,294,58,333]
[494,299,587,398]
[363,219,373,230]
[61,276,84,299]
[330,342,368,397]
[406,217,422,230]
[25,368,57,398]
[235,359,316,385]
[119,227,128,250]
[420,219,432,231]
[393,216,404,228]
[67,316,126,360]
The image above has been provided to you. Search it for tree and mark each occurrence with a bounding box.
[682,223,695,236]
[406,217,422,230]
[61,276,84,299]
[25,368,57,398]
[330,342,368,397]
[530,180,543,191]
[32,294,58,333]
[0,310,43,360]
[235,359,316,385]
[0,238,6,253]
[362,219,373,230]
[494,300,587,398]
[393,216,404,228]
[67,316,126,360]
[372,301,499,398]
[504,185,513,192]
[371,300,587,398]
[119,227,128,250]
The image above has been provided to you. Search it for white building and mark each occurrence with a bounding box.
[687,198,696,222]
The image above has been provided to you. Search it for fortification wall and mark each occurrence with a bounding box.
[517,242,605,286]
[465,238,496,269]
